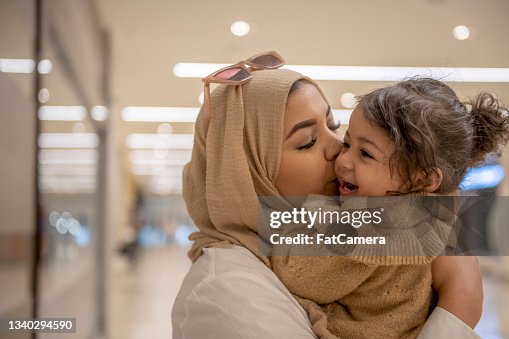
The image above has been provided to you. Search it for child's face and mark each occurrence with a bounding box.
[335,107,405,196]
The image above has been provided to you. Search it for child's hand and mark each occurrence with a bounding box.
[432,256,483,329]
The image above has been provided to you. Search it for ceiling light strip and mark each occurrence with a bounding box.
[122,107,352,123]
[38,106,87,121]
[122,107,199,122]
[173,63,509,82]
[0,58,52,74]
[126,133,194,149]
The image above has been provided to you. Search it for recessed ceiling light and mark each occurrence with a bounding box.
[91,106,109,121]
[72,122,86,134]
[230,21,250,37]
[38,88,50,103]
[38,59,53,74]
[157,123,173,136]
[452,25,470,40]
[340,93,356,108]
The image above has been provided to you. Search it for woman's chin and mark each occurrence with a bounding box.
[323,183,340,196]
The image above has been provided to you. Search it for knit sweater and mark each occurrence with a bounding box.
[271,196,456,339]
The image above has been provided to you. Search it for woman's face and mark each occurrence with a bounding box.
[275,82,342,196]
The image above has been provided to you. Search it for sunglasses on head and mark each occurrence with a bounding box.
[201,51,285,122]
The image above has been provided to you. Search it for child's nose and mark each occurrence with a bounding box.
[335,150,353,174]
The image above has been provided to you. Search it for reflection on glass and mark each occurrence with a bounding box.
[0,3,35,338]
[36,1,107,338]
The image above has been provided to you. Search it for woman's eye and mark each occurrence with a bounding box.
[297,136,317,150]
[361,150,373,159]
[343,142,350,148]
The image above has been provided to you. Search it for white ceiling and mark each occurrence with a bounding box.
[94,0,509,192]
[3,0,509,194]
[97,0,509,106]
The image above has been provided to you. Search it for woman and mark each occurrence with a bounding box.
[172,58,482,338]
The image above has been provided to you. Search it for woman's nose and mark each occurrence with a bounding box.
[325,135,342,161]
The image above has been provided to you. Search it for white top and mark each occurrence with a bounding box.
[171,246,480,339]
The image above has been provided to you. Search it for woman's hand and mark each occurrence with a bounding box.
[432,256,483,329]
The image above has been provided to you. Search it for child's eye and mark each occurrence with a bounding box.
[361,150,374,159]
[297,136,317,150]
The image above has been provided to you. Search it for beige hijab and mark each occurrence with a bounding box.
[183,69,323,266]
[183,69,447,338]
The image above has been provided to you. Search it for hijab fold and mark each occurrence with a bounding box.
[183,69,318,266]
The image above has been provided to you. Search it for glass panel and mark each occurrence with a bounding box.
[36,1,107,338]
[0,3,35,339]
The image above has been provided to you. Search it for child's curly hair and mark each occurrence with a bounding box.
[358,78,509,194]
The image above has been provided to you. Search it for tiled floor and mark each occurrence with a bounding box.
[108,246,509,339]
[108,246,191,339]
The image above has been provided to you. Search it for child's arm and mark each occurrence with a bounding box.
[432,256,483,329]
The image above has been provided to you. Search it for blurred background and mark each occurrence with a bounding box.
[1,0,509,338]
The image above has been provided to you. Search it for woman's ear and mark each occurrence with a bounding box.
[414,168,443,193]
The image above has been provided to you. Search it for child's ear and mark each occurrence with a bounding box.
[414,168,443,193]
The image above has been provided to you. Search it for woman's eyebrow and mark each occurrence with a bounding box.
[285,119,317,140]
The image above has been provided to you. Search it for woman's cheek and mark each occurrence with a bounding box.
[278,151,327,195]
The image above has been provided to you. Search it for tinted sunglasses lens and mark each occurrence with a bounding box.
[250,54,284,68]
[215,67,250,81]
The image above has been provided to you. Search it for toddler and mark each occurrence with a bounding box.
[272,78,509,338]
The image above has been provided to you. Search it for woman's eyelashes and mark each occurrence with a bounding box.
[295,120,340,150]
[297,136,317,150]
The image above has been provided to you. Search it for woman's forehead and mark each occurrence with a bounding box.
[284,84,329,123]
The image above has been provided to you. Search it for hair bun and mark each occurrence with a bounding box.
[468,93,509,165]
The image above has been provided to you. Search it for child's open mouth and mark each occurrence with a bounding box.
[339,180,359,195]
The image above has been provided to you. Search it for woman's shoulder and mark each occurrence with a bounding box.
[173,245,301,305]
[179,245,282,285]
[171,246,316,339]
